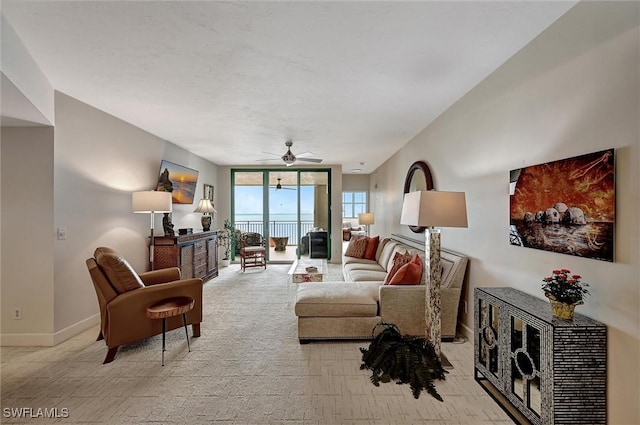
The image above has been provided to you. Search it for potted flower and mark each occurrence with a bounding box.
[542,269,589,319]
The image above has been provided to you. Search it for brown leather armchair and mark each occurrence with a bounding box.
[86,247,203,364]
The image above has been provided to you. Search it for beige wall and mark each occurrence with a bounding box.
[52,92,219,336]
[342,174,369,191]
[372,2,639,423]
[0,92,219,345]
[1,127,55,344]
[1,16,54,125]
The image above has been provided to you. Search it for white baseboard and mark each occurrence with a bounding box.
[460,322,473,341]
[0,313,99,347]
[53,313,100,345]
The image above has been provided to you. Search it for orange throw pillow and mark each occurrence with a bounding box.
[384,251,413,284]
[389,254,423,285]
[345,237,369,258]
[363,236,379,260]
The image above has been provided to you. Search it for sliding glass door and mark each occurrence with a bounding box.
[267,171,299,261]
[232,169,331,262]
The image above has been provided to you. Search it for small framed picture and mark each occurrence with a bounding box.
[204,184,214,201]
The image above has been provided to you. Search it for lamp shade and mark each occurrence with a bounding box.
[194,199,217,214]
[400,191,468,228]
[132,191,172,213]
[358,212,375,225]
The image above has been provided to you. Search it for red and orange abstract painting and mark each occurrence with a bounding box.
[509,149,614,262]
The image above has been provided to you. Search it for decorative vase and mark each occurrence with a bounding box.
[220,258,230,268]
[201,215,212,232]
[546,294,583,319]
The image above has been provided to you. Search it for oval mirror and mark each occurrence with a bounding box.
[403,161,434,233]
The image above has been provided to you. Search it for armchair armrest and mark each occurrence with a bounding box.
[139,267,182,285]
[105,278,203,348]
[379,285,426,337]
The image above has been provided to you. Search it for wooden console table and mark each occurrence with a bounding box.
[474,287,606,425]
[153,231,218,282]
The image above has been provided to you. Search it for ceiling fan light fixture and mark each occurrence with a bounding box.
[281,152,296,164]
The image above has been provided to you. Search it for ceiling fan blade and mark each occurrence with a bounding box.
[296,157,323,163]
[296,151,314,158]
[256,158,281,162]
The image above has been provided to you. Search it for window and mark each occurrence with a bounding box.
[342,191,367,219]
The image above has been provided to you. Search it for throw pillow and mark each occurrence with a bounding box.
[384,251,413,284]
[344,236,369,258]
[94,247,145,293]
[363,236,379,260]
[388,254,423,285]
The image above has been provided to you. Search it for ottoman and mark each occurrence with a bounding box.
[294,282,382,342]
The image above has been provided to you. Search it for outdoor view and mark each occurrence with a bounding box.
[234,184,315,228]
[232,170,330,259]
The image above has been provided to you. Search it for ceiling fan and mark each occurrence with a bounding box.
[270,178,296,191]
[257,140,323,167]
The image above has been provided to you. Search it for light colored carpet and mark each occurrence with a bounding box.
[0,263,513,424]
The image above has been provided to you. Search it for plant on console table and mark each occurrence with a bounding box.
[542,269,589,319]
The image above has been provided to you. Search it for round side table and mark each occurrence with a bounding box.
[146,296,195,366]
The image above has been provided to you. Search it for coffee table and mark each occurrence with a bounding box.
[288,259,326,283]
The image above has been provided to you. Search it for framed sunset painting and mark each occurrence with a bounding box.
[156,160,199,204]
[509,149,615,262]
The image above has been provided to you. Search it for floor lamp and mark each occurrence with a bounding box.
[132,190,173,270]
[400,190,468,358]
[358,212,375,236]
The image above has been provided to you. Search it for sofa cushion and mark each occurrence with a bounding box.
[94,247,144,294]
[375,238,390,263]
[378,240,400,271]
[363,236,379,260]
[295,282,381,317]
[342,256,378,266]
[384,251,413,284]
[345,237,368,258]
[349,269,389,282]
[388,254,423,285]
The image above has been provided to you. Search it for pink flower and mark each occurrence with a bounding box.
[572,274,581,279]
[552,269,562,274]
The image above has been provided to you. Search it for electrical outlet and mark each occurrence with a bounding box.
[14,308,21,320]
[464,301,468,315]
[57,227,67,240]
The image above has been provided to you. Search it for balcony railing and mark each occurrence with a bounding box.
[234,220,315,245]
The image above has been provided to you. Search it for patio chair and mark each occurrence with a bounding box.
[240,232,267,271]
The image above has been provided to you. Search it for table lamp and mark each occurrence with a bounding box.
[194,199,217,231]
[400,190,467,357]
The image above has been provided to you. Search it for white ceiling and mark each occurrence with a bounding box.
[1,1,576,174]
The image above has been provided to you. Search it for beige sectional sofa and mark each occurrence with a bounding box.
[294,235,468,342]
